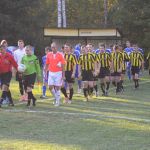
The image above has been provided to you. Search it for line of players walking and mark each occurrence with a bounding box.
[0,39,148,107]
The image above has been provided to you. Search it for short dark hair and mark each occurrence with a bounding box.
[45,46,51,51]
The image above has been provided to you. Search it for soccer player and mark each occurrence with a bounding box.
[147,52,150,75]
[110,45,123,94]
[118,45,130,91]
[74,44,82,94]
[40,47,51,99]
[21,45,41,106]
[61,44,77,104]
[45,42,65,106]
[14,40,27,101]
[0,45,18,107]
[129,44,144,89]
[124,41,133,80]
[97,44,111,96]
[86,43,98,97]
[78,45,97,101]
[0,40,12,55]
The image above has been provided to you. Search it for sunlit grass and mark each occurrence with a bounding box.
[0,73,150,150]
[0,139,81,150]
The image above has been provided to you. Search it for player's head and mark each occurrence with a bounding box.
[81,45,86,54]
[86,43,93,53]
[25,45,33,55]
[0,40,8,48]
[64,43,72,53]
[114,45,119,52]
[18,40,24,49]
[61,46,65,53]
[118,45,123,51]
[0,45,7,54]
[126,41,131,48]
[45,46,51,54]
[132,43,138,52]
[51,42,57,53]
[99,43,105,53]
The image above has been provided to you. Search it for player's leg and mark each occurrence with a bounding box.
[53,71,63,106]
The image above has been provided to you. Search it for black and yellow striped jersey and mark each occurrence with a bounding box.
[147,53,150,69]
[129,51,144,67]
[111,52,123,72]
[64,53,78,71]
[97,52,111,68]
[78,53,96,71]
[121,51,130,71]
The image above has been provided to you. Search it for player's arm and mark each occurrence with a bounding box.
[72,55,77,78]
[35,57,41,81]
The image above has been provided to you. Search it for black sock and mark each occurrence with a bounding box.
[0,91,7,104]
[89,87,93,95]
[94,85,98,92]
[100,83,105,94]
[106,82,110,90]
[116,82,120,92]
[120,80,123,89]
[61,87,68,98]
[19,81,24,95]
[149,70,150,75]
[87,86,90,95]
[134,79,137,88]
[7,91,13,104]
[112,81,116,87]
[28,91,36,100]
[69,88,73,100]
[83,88,88,97]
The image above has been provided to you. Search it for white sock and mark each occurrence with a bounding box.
[51,88,57,102]
[55,90,61,104]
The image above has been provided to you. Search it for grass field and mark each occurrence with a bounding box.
[0,72,150,150]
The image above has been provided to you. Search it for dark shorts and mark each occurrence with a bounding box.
[0,72,12,86]
[82,70,94,81]
[111,72,121,77]
[65,71,75,83]
[16,72,23,82]
[99,67,110,78]
[131,66,140,75]
[23,73,36,89]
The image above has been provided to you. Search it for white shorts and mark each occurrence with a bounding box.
[48,71,63,86]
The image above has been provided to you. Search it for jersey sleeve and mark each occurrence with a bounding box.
[35,57,41,77]
[10,54,18,70]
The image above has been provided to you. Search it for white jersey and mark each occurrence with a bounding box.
[14,48,26,65]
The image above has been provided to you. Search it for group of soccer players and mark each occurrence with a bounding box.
[40,41,145,105]
[0,39,147,107]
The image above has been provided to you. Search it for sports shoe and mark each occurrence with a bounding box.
[68,100,72,104]
[40,95,47,99]
[64,97,69,104]
[77,88,82,94]
[32,98,36,106]
[26,100,31,107]
[8,103,14,107]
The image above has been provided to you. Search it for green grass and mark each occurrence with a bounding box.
[0,72,150,150]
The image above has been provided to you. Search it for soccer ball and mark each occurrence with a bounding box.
[18,64,26,72]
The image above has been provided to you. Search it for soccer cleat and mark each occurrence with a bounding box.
[68,100,72,104]
[64,97,69,104]
[84,97,89,102]
[9,103,14,107]
[32,98,36,106]
[40,95,47,99]
[77,88,82,94]
[105,90,108,96]
[26,100,31,106]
